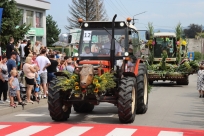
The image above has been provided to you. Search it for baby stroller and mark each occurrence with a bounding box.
[19,71,27,101]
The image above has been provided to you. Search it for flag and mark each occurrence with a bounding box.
[0,8,3,33]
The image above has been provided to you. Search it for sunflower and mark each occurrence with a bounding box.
[96,83,101,88]
[75,86,80,90]
[74,82,79,86]
[66,80,70,83]
[94,88,99,93]
[93,79,98,84]
[71,76,76,80]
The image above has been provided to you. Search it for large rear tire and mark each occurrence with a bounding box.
[136,64,149,114]
[73,102,94,113]
[118,77,137,123]
[48,77,71,121]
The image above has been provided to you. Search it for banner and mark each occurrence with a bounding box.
[0,8,3,32]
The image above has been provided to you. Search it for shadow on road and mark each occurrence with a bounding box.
[151,82,183,87]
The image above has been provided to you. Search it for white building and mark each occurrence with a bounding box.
[15,0,50,46]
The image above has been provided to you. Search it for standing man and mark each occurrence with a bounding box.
[6,37,15,59]
[20,39,27,69]
[33,41,41,55]
[36,49,51,99]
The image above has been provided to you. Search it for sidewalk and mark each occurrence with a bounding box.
[0,99,48,116]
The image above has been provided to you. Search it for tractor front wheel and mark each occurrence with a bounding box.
[48,77,71,121]
[136,64,149,114]
[118,77,137,123]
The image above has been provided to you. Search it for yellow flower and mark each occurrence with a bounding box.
[71,76,76,80]
[75,86,80,90]
[182,40,187,46]
[94,88,98,93]
[93,79,98,83]
[74,82,79,86]
[103,80,107,83]
[96,83,101,88]
[66,80,70,83]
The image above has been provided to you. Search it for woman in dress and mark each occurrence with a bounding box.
[197,65,204,98]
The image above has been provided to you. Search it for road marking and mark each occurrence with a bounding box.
[15,114,45,117]
[158,131,183,136]
[86,114,115,117]
[106,128,137,136]
[55,126,93,136]
[0,125,10,130]
[6,126,50,136]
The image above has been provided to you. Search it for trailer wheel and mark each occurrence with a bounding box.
[73,102,94,113]
[149,80,153,85]
[118,77,137,123]
[48,77,71,121]
[183,76,189,85]
[136,64,149,114]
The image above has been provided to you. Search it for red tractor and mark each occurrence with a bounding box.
[48,15,150,123]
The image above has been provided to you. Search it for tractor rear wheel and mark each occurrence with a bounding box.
[136,64,149,114]
[118,77,137,123]
[48,77,71,121]
[73,102,94,113]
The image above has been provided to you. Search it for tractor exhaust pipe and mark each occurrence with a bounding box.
[110,14,117,70]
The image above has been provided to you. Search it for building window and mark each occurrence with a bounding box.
[26,10,33,26]
[18,9,24,26]
[36,12,42,28]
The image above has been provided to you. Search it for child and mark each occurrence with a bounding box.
[34,72,41,102]
[58,60,65,71]
[8,70,21,107]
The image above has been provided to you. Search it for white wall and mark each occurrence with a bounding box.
[15,0,50,10]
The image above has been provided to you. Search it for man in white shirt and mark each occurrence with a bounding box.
[20,39,27,69]
[36,49,51,98]
[80,46,93,56]
[33,41,41,54]
[103,35,122,56]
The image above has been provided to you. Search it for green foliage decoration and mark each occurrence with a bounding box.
[54,71,116,94]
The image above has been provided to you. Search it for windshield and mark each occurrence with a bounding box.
[154,37,176,58]
[79,29,127,57]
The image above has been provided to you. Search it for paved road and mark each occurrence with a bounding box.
[0,74,204,135]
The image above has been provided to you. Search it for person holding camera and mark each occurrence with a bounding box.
[0,55,9,104]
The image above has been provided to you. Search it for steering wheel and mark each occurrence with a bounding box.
[99,48,110,55]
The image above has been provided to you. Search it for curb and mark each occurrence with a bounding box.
[0,99,48,116]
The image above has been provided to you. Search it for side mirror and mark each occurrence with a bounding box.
[68,35,72,43]
[129,31,132,35]
[145,31,150,40]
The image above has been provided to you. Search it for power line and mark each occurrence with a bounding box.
[115,0,132,17]
[107,0,127,19]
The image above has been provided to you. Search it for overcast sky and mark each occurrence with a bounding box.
[47,0,204,34]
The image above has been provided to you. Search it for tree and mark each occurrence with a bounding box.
[46,15,61,46]
[184,24,202,38]
[0,0,30,48]
[65,0,108,29]
[175,22,183,40]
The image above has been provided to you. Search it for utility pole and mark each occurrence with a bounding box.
[95,0,99,21]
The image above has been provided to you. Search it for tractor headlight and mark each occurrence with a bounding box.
[74,53,79,56]
[124,52,129,56]
[120,22,124,27]
[84,23,89,27]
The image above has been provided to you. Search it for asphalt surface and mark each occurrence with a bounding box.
[0,74,203,130]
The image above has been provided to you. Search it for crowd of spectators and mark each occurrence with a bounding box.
[0,37,75,107]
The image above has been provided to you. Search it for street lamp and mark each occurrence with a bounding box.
[132,11,147,25]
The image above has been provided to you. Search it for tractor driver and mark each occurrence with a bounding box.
[80,46,93,56]
[102,35,122,56]
[161,38,168,51]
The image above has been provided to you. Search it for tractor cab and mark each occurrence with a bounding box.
[68,18,150,73]
[153,32,177,62]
